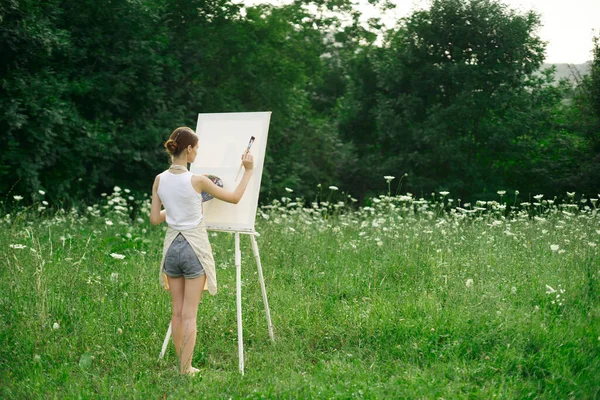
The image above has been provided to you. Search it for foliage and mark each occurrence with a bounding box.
[0,0,598,205]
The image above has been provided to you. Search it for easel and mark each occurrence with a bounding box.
[158,229,274,375]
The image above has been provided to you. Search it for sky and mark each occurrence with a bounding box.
[242,0,599,64]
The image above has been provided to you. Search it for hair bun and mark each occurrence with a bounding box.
[164,139,179,154]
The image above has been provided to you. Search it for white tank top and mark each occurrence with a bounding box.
[157,171,203,230]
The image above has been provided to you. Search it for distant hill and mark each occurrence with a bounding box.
[542,62,592,83]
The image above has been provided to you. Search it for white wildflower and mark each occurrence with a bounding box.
[13,195,23,201]
[9,244,27,249]
[589,242,597,247]
[105,220,113,226]
[285,187,293,193]
[110,272,119,282]
[497,190,506,196]
[328,186,339,191]
[110,253,125,260]
[113,186,122,192]
[465,278,473,288]
[545,285,556,294]
[567,191,575,198]
[550,244,559,252]
[511,287,517,294]
[384,176,395,182]
[42,201,48,206]
[117,328,123,335]
[52,322,60,330]
[515,190,519,195]
[38,190,45,195]
[439,191,449,196]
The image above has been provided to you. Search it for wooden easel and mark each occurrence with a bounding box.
[159,230,274,375]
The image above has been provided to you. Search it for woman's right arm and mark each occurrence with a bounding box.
[195,152,254,204]
[150,175,166,225]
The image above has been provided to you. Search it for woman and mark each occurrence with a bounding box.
[150,126,254,375]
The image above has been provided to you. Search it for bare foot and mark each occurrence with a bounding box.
[183,366,200,375]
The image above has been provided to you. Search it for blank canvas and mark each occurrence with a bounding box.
[190,112,271,232]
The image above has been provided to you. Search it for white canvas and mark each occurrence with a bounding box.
[190,112,271,232]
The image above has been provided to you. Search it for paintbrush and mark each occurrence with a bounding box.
[235,136,255,181]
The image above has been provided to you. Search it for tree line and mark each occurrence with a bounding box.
[1,0,599,206]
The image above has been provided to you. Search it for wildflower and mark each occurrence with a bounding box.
[567,192,575,198]
[105,220,113,226]
[113,186,122,192]
[34,354,41,362]
[124,188,131,193]
[589,242,597,247]
[38,190,46,196]
[289,227,296,232]
[511,287,517,294]
[384,176,395,182]
[533,194,544,201]
[42,201,48,206]
[515,190,519,195]
[465,278,474,288]
[110,272,119,282]
[317,183,322,188]
[550,244,559,252]
[545,285,556,294]
[285,187,293,193]
[117,328,123,335]
[13,195,23,201]
[439,191,449,196]
[9,244,27,249]
[497,190,506,196]
[328,186,339,191]
[110,253,125,260]
[52,322,60,330]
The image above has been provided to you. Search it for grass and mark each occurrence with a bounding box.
[1,188,599,398]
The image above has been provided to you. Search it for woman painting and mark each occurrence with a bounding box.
[150,126,253,375]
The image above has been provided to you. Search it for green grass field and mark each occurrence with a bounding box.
[1,188,599,398]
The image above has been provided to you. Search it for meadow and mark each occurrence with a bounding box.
[1,185,599,398]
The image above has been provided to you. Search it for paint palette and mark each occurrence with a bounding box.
[202,174,223,202]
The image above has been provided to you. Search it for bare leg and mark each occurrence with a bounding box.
[168,276,185,359]
[179,275,205,374]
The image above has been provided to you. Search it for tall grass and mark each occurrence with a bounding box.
[1,187,599,398]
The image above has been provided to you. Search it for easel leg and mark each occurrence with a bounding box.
[235,232,245,375]
[159,322,172,360]
[250,235,274,341]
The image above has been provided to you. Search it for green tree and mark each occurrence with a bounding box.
[337,0,550,200]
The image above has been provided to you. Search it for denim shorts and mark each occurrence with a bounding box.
[163,233,205,279]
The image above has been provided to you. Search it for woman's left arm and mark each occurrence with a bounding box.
[150,175,166,225]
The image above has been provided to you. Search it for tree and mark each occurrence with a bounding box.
[353,0,547,199]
